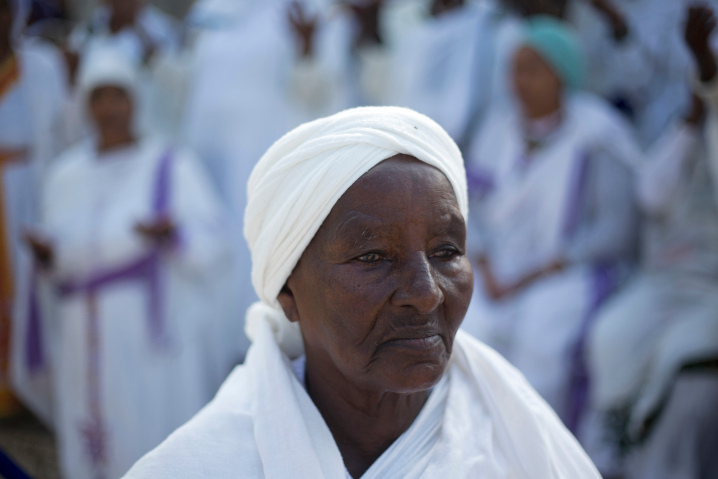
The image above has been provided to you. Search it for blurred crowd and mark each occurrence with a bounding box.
[0,0,717,478]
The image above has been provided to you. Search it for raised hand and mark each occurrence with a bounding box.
[288,0,318,58]
[24,232,55,269]
[134,217,177,245]
[685,4,717,82]
[590,0,629,41]
[347,0,383,48]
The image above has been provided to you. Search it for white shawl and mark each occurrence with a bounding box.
[125,321,600,478]
[125,106,600,478]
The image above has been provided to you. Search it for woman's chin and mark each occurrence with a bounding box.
[381,359,448,394]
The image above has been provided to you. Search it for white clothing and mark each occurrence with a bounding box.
[588,86,718,443]
[567,0,717,147]
[624,373,718,479]
[41,138,233,479]
[180,2,295,358]
[124,322,601,479]
[127,105,599,478]
[70,5,180,67]
[389,2,500,143]
[463,93,639,421]
[5,40,68,426]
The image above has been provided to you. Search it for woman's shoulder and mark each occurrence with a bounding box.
[123,365,263,478]
[451,331,602,478]
[46,141,95,185]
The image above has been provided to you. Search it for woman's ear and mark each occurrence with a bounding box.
[277,282,300,323]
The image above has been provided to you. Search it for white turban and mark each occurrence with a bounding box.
[244,106,468,358]
[77,48,140,108]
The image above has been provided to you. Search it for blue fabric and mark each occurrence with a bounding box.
[522,16,585,89]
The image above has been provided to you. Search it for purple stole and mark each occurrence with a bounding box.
[30,149,174,470]
[562,153,623,433]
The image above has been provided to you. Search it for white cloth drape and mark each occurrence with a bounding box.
[125,320,601,479]
[125,106,600,478]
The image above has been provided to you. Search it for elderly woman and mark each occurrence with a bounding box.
[462,17,639,429]
[124,107,600,478]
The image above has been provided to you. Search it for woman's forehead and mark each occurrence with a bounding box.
[319,155,464,239]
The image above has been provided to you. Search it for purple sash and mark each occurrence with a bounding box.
[31,149,174,469]
[566,262,621,434]
[56,149,174,350]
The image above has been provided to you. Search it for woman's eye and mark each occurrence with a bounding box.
[433,247,459,259]
[357,252,383,263]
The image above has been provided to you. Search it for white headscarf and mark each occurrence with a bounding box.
[75,47,143,138]
[77,48,140,108]
[243,106,468,358]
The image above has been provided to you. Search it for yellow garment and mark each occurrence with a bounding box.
[0,54,22,417]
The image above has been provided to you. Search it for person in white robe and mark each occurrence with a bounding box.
[69,0,179,66]
[25,50,234,479]
[1,0,68,421]
[462,16,640,430]
[123,105,601,479]
[388,0,503,147]
[570,0,718,148]
[587,6,718,478]
[181,0,357,362]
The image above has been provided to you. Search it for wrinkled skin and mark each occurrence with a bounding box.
[278,155,473,478]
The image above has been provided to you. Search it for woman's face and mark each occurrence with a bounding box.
[89,85,134,141]
[512,46,563,119]
[279,155,473,394]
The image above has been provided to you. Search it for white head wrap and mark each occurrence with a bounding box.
[244,106,468,358]
[77,48,140,107]
[75,47,142,137]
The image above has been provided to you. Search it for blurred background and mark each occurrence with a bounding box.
[1,0,717,478]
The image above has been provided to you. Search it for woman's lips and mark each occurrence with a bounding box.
[383,334,442,351]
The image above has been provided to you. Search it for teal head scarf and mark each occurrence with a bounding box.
[521,16,584,89]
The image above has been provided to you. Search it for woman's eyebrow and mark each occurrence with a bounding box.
[432,213,466,237]
[331,214,400,247]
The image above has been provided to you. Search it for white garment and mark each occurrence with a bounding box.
[463,93,639,419]
[124,321,600,479]
[41,138,233,479]
[389,2,499,143]
[567,0,711,147]
[127,105,599,477]
[70,5,180,66]
[180,2,294,358]
[624,373,718,479]
[588,100,718,439]
[290,353,448,479]
[5,39,68,426]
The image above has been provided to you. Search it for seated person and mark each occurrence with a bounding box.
[123,106,600,478]
[587,5,718,479]
[462,17,639,428]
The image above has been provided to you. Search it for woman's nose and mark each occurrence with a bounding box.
[390,253,444,314]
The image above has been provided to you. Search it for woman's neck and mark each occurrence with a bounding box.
[304,354,429,479]
[97,134,137,154]
[522,108,564,140]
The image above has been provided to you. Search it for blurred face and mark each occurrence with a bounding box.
[89,85,134,141]
[431,0,465,17]
[502,0,567,18]
[280,155,474,394]
[512,46,563,119]
[107,0,141,21]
